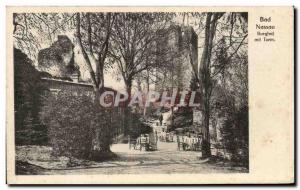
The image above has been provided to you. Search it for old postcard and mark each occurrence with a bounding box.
[6,6,294,184]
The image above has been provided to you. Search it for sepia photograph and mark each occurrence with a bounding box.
[13,11,248,175]
[6,6,294,185]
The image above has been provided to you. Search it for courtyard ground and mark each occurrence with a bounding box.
[16,141,248,175]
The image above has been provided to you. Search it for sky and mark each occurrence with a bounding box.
[23,13,247,92]
[31,14,205,92]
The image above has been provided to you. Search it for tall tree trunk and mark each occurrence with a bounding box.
[124,80,132,135]
[137,77,142,114]
[199,13,220,158]
[76,13,98,90]
[143,70,150,116]
[76,12,111,156]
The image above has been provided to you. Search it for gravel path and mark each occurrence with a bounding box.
[43,141,248,175]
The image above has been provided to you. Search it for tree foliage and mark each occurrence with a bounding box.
[181,12,248,158]
[110,13,173,92]
[76,12,115,91]
[13,13,75,60]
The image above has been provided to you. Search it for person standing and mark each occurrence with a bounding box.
[159,114,163,126]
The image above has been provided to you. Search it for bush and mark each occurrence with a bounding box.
[127,112,152,139]
[41,92,113,160]
[219,104,248,168]
[14,48,48,145]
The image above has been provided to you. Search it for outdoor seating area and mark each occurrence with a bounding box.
[176,135,202,151]
[158,131,176,142]
[129,133,158,151]
[172,127,203,151]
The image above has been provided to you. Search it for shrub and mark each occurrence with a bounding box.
[41,92,113,160]
[219,104,248,167]
[128,112,152,139]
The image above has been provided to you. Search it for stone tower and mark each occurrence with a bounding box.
[155,25,198,92]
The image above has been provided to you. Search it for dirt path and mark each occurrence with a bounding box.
[43,142,247,175]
